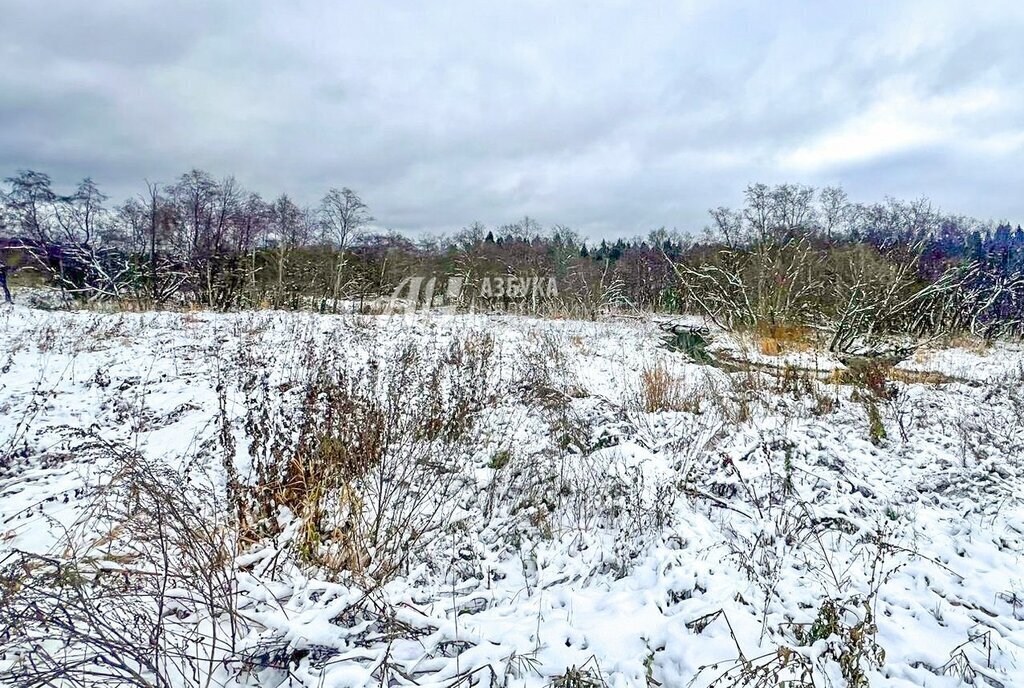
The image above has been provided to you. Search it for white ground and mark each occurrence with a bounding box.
[2,304,1024,687]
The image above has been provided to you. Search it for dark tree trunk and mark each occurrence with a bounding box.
[0,265,11,304]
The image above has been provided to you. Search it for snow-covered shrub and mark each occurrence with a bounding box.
[547,658,608,687]
[0,450,242,688]
[227,331,500,582]
[11,286,71,311]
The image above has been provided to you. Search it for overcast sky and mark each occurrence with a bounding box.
[2,1,1023,237]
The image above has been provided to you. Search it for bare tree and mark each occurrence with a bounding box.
[1,172,133,302]
[454,220,488,251]
[2,170,56,243]
[708,206,743,248]
[321,187,372,250]
[769,183,816,236]
[144,181,164,302]
[210,175,243,255]
[819,186,853,242]
[166,169,218,260]
[320,187,373,310]
[56,178,108,244]
[268,193,308,307]
[744,183,773,245]
[234,192,269,254]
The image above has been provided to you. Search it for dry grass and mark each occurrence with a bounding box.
[228,332,498,581]
[943,333,993,354]
[889,368,956,385]
[754,323,816,356]
[0,451,243,688]
[638,360,686,412]
[830,363,955,389]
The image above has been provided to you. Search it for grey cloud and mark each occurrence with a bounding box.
[1,0,1023,238]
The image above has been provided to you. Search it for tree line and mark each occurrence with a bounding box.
[1,171,1023,340]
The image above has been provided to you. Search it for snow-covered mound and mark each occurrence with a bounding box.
[1,304,1023,687]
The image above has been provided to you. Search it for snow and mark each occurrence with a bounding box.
[2,302,1024,686]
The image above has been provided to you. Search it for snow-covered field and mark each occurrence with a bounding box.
[2,304,1024,687]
